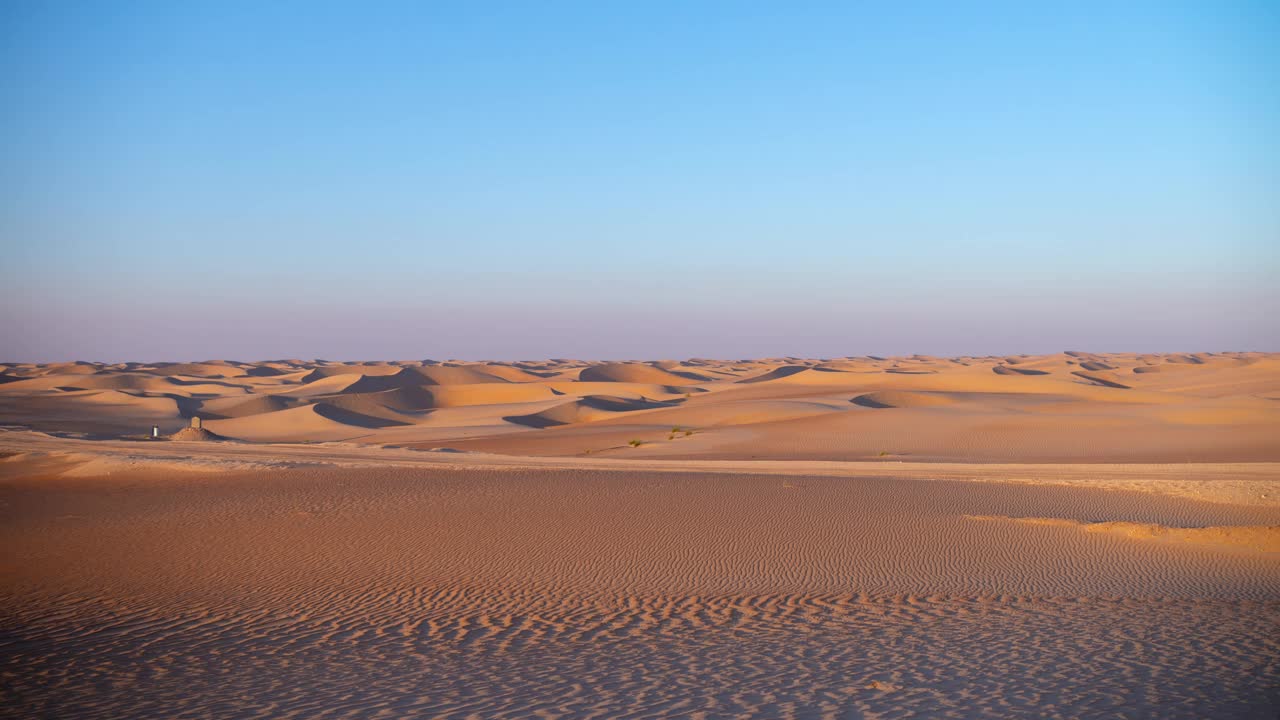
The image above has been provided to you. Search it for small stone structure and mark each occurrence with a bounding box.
[169,415,223,442]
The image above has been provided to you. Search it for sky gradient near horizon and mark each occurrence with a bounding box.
[3,1,1278,361]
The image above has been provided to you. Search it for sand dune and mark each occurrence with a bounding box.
[851,390,958,408]
[205,403,397,442]
[199,394,299,418]
[3,353,1274,463]
[505,395,678,428]
[412,382,560,407]
[0,389,184,436]
[737,364,815,382]
[340,364,513,393]
[475,364,551,383]
[1072,370,1133,389]
[578,362,705,385]
[993,364,1051,376]
[299,363,404,383]
[3,354,1280,715]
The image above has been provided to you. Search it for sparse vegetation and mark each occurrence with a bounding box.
[666,427,696,440]
[879,450,890,456]
[628,439,643,448]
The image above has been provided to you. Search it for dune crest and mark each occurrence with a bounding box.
[1,351,1277,460]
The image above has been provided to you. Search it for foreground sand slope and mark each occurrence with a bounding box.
[2,352,1277,462]
[2,457,1277,718]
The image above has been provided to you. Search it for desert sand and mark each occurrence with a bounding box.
[2,353,1278,718]
[2,352,1276,461]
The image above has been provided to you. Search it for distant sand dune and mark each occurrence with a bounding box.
[1,351,1277,461]
[578,362,705,385]
[851,390,957,409]
[505,395,678,428]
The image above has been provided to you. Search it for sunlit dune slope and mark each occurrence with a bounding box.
[2,352,1276,462]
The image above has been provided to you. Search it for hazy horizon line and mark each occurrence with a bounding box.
[5,348,1275,366]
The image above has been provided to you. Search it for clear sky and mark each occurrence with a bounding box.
[2,1,1277,361]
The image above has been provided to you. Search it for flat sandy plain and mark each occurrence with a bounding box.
[1,352,1278,718]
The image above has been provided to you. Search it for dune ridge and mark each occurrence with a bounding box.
[2,352,1276,461]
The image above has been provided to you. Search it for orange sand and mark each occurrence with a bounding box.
[2,352,1279,718]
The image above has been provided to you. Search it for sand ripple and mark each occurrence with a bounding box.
[4,591,1277,719]
[3,465,1278,718]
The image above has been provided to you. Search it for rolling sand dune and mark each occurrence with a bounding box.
[2,353,1279,718]
[198,393,300,418]
[205,403,403,442]
[505,395,679,428]
[851,390,958,408]
[993,364,1051,376]
[299,363,404,382]
[0,352,1267,462]
[578,362,706,385]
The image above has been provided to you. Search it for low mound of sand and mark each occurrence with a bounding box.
[421,383,560,407]
[993,365,1050,376]
[737,365,812,383]
[46,373,176,393]
[578,363,702,385]
[967,515,1280,553]
[1071,371,1131,389]
[206,404,399,442]
[851,391,957,409]
[505,395,676,428]
[168,426,226,442]
[311,402,411,428]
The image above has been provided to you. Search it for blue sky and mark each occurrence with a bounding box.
[2,1,1277,361]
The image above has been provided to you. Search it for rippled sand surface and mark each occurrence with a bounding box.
[3,464,1278,718]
